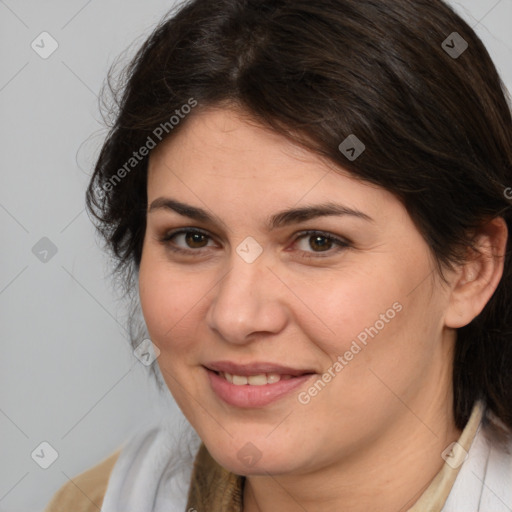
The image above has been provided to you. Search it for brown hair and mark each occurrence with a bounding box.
[86,0,512,435]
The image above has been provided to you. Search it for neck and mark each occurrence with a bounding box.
[243,384,462,512]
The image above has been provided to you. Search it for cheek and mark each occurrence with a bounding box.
[296,256,435,389]
[138,250,213,353]
[294,266,405,353]
[138,268,173,341]
[139,251,184,344]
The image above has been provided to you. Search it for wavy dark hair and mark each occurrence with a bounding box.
[86,0,512,438]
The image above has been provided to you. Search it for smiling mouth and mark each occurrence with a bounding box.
[205,366,316,407]
[215,371,299,385]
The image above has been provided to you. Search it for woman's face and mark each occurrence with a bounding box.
[139,107,456,476]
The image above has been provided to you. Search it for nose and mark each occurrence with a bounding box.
[205,250,289,345]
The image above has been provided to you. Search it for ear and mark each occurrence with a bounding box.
[444,217,508,329]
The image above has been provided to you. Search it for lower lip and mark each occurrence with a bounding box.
[206,368,315,408]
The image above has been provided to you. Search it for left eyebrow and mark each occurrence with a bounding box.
[268,202,373,229]
[147,197,373,229]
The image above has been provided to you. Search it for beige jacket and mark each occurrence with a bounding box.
[43,450,121,511]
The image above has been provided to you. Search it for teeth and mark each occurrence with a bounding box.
[221,372,296,385]
[267,373,281,384]
[232,375,248,385]
[247,374,267,386]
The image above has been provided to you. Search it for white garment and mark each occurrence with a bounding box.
[102,414,512,512]
[442,420,512,511]
[101,418,199,512]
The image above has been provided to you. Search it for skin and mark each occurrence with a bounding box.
[138,106,507,512]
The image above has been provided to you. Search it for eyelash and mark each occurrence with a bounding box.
[158,228,350,259]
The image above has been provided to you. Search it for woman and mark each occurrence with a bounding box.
[44,0,512,510]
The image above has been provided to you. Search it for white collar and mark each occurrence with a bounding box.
[442,416,512,511]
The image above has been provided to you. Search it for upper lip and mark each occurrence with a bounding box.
[204,361,316,376]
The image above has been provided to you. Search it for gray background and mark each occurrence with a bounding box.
[1,1,511,510]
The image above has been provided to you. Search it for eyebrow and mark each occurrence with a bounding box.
[148,197,373,229]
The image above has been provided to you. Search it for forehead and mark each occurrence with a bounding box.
[151,108,350,185]
[146,107,401,222]
[149,107,327,175]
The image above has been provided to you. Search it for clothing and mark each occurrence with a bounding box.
[43,450,120,512]
[44,400,512,511]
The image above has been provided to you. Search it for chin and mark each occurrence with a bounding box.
[204,437,306,477]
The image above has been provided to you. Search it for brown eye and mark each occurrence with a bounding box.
[308,235,333,252]
[293,230,350,258]
[184,232,209,248]
[160,229,215,254]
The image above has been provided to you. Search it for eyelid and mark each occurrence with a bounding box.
[158,227,351,257]
[159,227,218,249]
[290,229,351,258]
[160,227,212,242]
[293,229,350,245]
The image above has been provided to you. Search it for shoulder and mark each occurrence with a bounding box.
[100,418,199,510]
[43,449,121,512]
[479,413,512,508]
[443,408,512,511]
